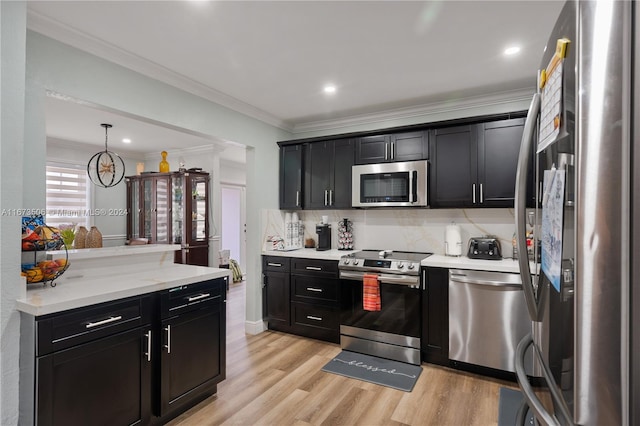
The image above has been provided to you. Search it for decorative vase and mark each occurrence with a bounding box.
[159,151,170,173]
[86,226,103,248]
[75,226,88,249]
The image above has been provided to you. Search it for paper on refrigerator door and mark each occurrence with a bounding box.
[541,168,566,292]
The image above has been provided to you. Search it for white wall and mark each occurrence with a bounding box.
[1,3,27,424]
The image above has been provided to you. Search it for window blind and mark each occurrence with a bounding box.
[46,163,90,227]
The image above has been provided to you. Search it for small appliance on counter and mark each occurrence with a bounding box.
[315,224,331,251]
[444,222,462,256]
[467,236,502,260]
[337,218,354,250]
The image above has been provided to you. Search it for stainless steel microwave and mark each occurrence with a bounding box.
[351,160,429,207]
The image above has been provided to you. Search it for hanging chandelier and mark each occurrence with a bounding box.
[87,123,125,188]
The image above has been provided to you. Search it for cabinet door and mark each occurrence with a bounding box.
[175,245,209,267]
[421,267,449,365]
[332,139,355,209]
[355,134,391,164]
[391,131,428,162]
[477,118,525,207]
[154,176,172,244]
[126,177,142,241]
[185,174,209,246]
[305,141,333,209]
[160,303,225,416]
[36,327,151,426]
[280,145,303,209]
[264,271,290,329]
[430,125,478,208]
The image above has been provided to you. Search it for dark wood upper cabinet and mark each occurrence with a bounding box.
[280,144,304,210]
[305,139,354,209]
[430,125,478,208]
[430,118,526,208]
[355,131,428,164]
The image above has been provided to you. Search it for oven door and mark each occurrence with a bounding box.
[339,270,422,364]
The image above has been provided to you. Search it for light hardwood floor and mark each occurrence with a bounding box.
[167,281,519,426]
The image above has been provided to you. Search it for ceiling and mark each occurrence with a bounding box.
[28,0,564,157]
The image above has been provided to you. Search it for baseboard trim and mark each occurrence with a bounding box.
[245,320,267,335]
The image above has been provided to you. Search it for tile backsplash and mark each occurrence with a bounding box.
[262,208,519,258]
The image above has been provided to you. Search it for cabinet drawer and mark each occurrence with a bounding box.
[291,302,340,331]
[291,258,338,277]
[37,295,152,356]
[160,278,225,319]
[263,256,291,273]
[291,275,339,305]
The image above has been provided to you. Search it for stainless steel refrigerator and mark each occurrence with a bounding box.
[513,1,638,425]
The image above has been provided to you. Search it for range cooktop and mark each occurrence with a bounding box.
[338,250,432,275]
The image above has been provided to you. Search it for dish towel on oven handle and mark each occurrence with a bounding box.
[363,274,381,311]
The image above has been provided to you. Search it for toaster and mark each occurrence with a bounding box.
[467,237,502,260]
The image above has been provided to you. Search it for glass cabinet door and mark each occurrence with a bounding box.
[172,175,184,244]
[126,177,141,240]
[189,175,209,245]
[143,179,153,240]
[154,177,171,244]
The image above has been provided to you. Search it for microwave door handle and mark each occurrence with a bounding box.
[515,93,542,322]
[410,170,417,202]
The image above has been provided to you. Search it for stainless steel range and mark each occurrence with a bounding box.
[338,250,432,365]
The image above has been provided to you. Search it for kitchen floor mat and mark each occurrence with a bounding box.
[498,387,535,426]
[321,350,422,392]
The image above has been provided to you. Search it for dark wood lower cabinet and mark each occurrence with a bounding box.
[421,267,449,365]
[262,256,340,343]
[30,277,227,426]
[36,327,151,426]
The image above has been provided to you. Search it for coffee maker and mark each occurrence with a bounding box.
[315,224,331,251]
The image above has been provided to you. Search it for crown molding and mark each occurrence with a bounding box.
[290,87,535,135]
[27,10,292,133]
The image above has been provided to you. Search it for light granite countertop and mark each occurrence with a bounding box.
[262,249,529,274]
[17,244,231,317]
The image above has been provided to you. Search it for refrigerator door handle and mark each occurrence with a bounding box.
[515,93,543,322]
[515,333,573,426]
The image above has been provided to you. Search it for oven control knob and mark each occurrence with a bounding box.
[343,259,350,265]
[408,263,415,270]
[398,262,404,268]
[353,260,359,265]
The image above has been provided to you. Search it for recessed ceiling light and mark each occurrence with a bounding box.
[323,84,337,94]
[122,138,131,144]
[504,46,521,56]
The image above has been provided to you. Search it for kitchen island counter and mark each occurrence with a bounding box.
[262,248,350,261]
[17,244,231,316]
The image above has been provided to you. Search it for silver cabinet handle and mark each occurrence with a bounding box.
[385,143,388,160]
[296,190,300,207]
[145,330,152,362]
[268,262,282,267]
[305,266,322,271]
[306,315,323,321]
[86,315,122,329]
[187,293,210,302]
[306,287,323,292]
[480,183,484,203]
[422,269,426,291]
[329,190,333,206]
[164,325,171,354]
[472,183,476,204]
[391,142,395,159]
[324,189,328,206]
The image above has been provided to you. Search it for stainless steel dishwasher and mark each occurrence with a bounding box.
[448,269,534,374]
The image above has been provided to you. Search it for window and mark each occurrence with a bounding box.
[46,163,90,228]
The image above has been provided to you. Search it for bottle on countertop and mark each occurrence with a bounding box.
[512,232,518,260]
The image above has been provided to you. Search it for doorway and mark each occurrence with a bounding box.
[221,184,246,274]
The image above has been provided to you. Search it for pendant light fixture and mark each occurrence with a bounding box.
[87,123,126,188]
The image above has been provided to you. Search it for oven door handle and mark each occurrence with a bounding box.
[339,271,419,287]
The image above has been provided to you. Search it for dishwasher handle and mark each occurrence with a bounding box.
[449,273,522,288]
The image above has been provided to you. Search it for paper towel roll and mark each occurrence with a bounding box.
[445,223,462,256]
